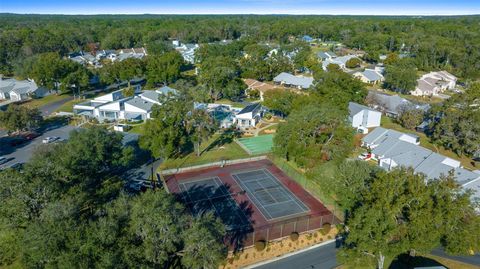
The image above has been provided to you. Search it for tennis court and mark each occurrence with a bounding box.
[232,169,309,220]
[237,134,274,155]
[178,177,251,231]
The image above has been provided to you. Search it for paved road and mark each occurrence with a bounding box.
[0,125,76,169]
[125,158,163,182]
[253,243,480,269]
[39,96,74,116]
[431,248,480,266]
[254,241,338,269]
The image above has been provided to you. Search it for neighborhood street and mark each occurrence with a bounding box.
[0,125,76,169]
[253,241,338,269]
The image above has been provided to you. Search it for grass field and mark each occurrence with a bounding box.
[381,117,478,169]
[237,134,274,155]
[159,132,250,170]
[21,94,70,109]
[55,98,86,113]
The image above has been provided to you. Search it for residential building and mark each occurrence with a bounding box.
[139,86,177,105]
[317,51,337,61]
[367,91,430,118]
[301,35,314,43]
[124,97,155,120]
[173,41,199,64]
[273,72,313,89]
[234,103,264,129]
[348,102,382,133]
[362,127,480,201]
[353,69,384,84]
[412,71,457,96]
[115,47,147,62]
[322,55,358,71]
[0,77,47,101]
[243,78,277,101]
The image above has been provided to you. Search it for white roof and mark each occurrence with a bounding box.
[273,72,313,89]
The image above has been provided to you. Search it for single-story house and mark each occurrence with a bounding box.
[353,69,384,84]
[124,97,155,120]
[114,47,147,62]
[0,77,47,101]
[322,55,358,71]
[348,102,382,133]
[411,71,457,97]
[234,103,264,129]
[243,78,277,101]
[366,91,430,118]
[173,42,199,64]
[140,86,178,105]
[362,127,480,202]
[317,51,337,61]
[273,72,313,90]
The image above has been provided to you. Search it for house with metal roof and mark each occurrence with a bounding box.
[0,77,47,101]
[317,51,337,61]
[140,86,178,105]
[353,69,384,84]
[124,97,155,120]
[362,127,480,202]
[348,102,382,133]
[273,72,313,89]
[322,55,358,71]
[234,103,264,129]
[366,91,430,118]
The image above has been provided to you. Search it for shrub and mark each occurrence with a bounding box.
[290,232,300,241]
[320,223,331,235]
[345,57,361,68]
[254,240,266,251]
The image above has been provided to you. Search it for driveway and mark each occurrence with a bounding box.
[0,125,76,169]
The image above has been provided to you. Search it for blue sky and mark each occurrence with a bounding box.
[1,0,478,15]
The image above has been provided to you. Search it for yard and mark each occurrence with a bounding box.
[55,98,87,113]
[159,131,250,170]
[20,94,71,109]
[380,117,479,170]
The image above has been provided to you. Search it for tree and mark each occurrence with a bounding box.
[339,168,480,269]
[384,53,399,65]
[428,83,480,157]
[99,58,145,87]
[262,89,296,117]
[198,56,245,101]
[146,51,184,87]
[398,108,424,130]
[186,109,216,156]
[384,59,418,93]
[122,86,136,97]
[139,93,192,159]
[273,105,354,168]
[0,104,42,133]
[345,57,361,69]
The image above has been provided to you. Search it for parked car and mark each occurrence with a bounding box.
[9,162,24,170]
[42,136,60,144]
[358,152,372,160]
[0,157,9,165]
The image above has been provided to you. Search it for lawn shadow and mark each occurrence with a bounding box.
[176,182,254,252]
[389,254,447,269]
[202,129,242,154]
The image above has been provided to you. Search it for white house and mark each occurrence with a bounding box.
[362,127,480,203]
[353,69,384,85]
[322,55,358,71]
[234,103,263,129]
[0,77,47,101]
[348,102,381,133]
[124,97,155,120]
[173,41,199,64]
[273,72,313,89]
[411,71,457,97]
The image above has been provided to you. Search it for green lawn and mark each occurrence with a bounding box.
[381,117,478,169]
[21,94,70,109]
[128,123,145,135]
[214,99,247,108]
[55,98,86,113]
[159,132,250,170]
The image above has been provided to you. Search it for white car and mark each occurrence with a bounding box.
[42,136,60,144]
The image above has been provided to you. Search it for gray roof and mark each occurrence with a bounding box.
[141,90,160,102]
[348,102,378,117]
[273,72,313,89]
[361,69,383,82]
[11,87,32,95]
[0,84,14,93]
[362,127,407,146]
[367,91,429,115]
[126,98,155,112]
[317,51,337,59]
[157,86,177,95]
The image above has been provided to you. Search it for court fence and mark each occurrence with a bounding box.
[229,211,340,248]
